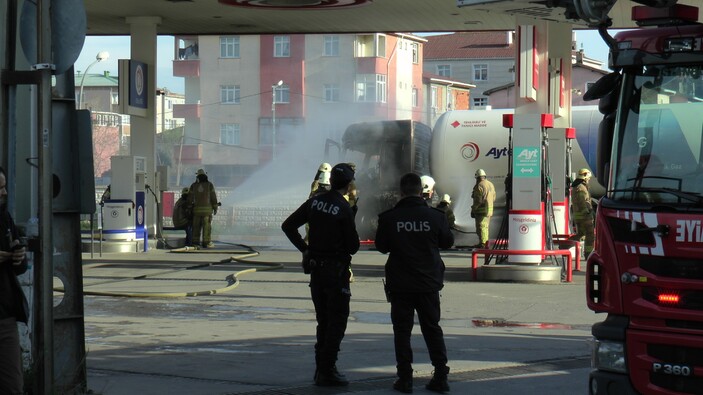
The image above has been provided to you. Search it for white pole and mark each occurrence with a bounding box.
[77,51,109,109]
[272,85,276,161]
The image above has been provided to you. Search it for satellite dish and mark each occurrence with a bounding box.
[19,0,87,75]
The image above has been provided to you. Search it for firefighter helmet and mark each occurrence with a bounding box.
[420,175,435,194]
[319,171,331,186]
[577,168,592,180]
[475,169,487,178]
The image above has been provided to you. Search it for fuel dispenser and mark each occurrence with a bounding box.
[507,113,552,264]
[102,156,148,250]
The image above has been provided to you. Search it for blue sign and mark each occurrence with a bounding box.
[513,146,540,178]
[129,60,148,109]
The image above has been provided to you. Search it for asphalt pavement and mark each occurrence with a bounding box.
[81,240,598,395]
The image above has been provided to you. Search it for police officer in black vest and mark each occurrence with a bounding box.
[375,173,454,394]
[282,163,360,387]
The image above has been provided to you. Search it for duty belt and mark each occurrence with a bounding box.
[309,257,346,268]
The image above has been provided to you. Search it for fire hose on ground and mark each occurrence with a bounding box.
[55,243,290,298]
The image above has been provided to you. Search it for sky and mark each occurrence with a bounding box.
[73,30,613,95]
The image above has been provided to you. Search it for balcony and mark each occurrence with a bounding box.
[173,59,200,78]
[173,103,201,119]
[173,37,200,77]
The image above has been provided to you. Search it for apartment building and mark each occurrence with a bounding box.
[423,31,515,109]
[155,89,186,134]
[423,73,474,127]
[76,70,120,113]
[424,31,607,110]
[172,33,471,187]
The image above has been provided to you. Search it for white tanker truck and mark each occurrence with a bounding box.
[339,106,603,242]
[430,106,604,244]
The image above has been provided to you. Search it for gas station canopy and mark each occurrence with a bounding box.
[84,0,702,36]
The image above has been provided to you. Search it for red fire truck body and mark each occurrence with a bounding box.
[586,5,703,395]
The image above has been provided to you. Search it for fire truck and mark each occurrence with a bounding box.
[583,2,703,394]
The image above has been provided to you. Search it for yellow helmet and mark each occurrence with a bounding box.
[577,168,592,180]
[318,162,332,172]
[475,169,487,178]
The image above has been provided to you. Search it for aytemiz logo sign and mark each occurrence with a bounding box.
[461,142,480,161]
[461,142,510,162]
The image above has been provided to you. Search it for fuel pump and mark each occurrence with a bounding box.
[549,127,575,236]
[102,156,148,250]
[506,113,553,264]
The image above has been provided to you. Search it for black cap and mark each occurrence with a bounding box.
[330,163,355,189]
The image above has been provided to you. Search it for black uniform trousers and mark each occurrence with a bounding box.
[310,260,351,372]
[390,291,447,375]
[0,317,23,394]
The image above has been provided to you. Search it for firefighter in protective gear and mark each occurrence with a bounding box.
[420,175,436,206]
[282,163,359,387]
[172,187,193,246]
[188,169,218,248]
[310,162,332,198]
[435,194,455,229]
[471,169,496,248]
[570,168,594,257]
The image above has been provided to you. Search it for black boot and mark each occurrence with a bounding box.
[393,368,413,393]
[393,377,413,393]
[315,365,345,381]
[315,367,349,387]
[425,366,450,393]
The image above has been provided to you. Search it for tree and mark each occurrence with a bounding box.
[92,123,120,177]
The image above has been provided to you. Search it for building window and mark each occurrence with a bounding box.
[323,84,339,102]
[93,112,121,127]
[473,97,488,108]
[431,86,438,109]
[412,88,418,107]
[473,64,489,81]
[220,36,240,58]
[323,35,339,57]
[411,43,419,64]
[220,85,240,104]
[377,74,387,103]
[355,74,386,103]
[274,36,290,57]
[437,65,451,77]
[111,92,119,105]
[220,124,241,146]
[355,34,386,57]
[273,84,290,104]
